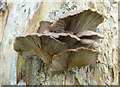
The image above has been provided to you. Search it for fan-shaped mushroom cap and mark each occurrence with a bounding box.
[47,32,81,46]
[78,30,103,40]
[50,9,104,35]
[51,47,98,71]
[71,39,99,49]
[37,21,52,33]
[14,32,101,66]
[14,33,68,65]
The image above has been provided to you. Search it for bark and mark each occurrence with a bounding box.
[0,1,119,86]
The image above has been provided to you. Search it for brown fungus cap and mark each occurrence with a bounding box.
[50,9,104,34]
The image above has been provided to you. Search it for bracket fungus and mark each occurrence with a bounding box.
[14,9,104,83]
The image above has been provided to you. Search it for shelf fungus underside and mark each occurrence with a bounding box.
[14,9,104,83]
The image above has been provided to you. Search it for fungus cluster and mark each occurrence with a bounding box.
[14,9,104,72]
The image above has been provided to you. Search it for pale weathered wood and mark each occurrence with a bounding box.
[0,1,119,85]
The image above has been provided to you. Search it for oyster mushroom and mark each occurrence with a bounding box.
[50,9,104,35]
[14,8,104,84]
[78,30,104,40]
[14,33,68,65]
[51,47,98,71]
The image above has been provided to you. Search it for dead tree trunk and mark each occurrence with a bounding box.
[0,1,118,86]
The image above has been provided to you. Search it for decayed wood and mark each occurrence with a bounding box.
[24,2,43,33]
[0,1,118,85]
[0,2,9,43]
[16,53,26,84]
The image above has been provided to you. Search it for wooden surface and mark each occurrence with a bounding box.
[0,1,119,85]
